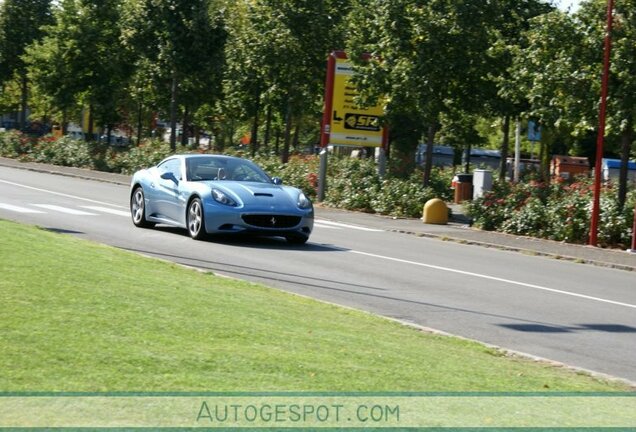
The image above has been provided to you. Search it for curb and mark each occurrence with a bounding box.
[0,157,130,186]
[390,228,636,272]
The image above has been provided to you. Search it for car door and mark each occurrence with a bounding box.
[154,158,183,223]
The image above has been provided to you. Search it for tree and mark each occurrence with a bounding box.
[0,0,53,130]
[580,0,636,208]
[25,0,130,139]
[223,0,352,162]
[348,0,499,185]
[509,0,636,206]
[485,0,554,181]
[122,0,227,150]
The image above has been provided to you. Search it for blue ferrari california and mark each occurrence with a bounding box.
[130,154,314,243]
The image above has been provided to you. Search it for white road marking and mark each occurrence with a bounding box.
[0,179,127,209]
[316,219,383,232]
[0,203,45,214]
[350,249,636,310]
[313,222,342,230]
[81,206,130,217]
[32,204,98,216]
[4,177,628,311]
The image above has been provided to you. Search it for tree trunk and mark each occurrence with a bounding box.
[169,73,178,151]
[19,72,28,131]
[617,124,633,209]
[292,119,301,150]
[250,101,260,157]
[136,99,143,146]
[62,111,68,135]
[423,124,436,187]
[181,106,189,147]
[499,116,510,181]
[275,127,281,155]
[263,105,272,150]
[194,126,200,148]
[282,101,293,163]
[87,105,94,141]
[463,142,472,173]
[539,140,550,182]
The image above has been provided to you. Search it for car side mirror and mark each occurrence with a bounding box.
[160,172,179,184]
[272,177,283,185]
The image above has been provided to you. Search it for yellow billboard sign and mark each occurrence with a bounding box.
[325,55,385,147]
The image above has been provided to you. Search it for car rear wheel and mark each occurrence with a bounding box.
[187,198,207,240]
[131,187,155,228]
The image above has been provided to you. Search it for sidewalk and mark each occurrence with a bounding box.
[316,205,636,272]
[2,156,635,272]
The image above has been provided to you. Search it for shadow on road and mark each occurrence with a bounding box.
[42,227,85,235]
[499,323,636,333]
[152,225,339,251]
[121,246,603,332]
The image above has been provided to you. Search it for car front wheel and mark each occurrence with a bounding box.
[131,187,155,228]
[187,198,207,240]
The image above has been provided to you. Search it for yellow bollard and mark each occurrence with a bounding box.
[422,198,448,225]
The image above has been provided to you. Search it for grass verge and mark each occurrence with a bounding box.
[0,219,629,391]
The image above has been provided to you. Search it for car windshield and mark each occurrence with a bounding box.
[185,156,271,183]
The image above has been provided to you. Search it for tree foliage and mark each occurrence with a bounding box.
[508,0,636,205]
[1,0,634,203]
[0,0,52,128]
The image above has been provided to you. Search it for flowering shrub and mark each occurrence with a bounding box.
[371,172,438,217]
[467,176,636,247]
[252,153,320,199]
[32,136,94,168]
[324,157,381,212]
[0,130,35,158]
[103,140,178,174]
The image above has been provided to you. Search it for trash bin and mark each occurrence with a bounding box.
[453,173,473,204]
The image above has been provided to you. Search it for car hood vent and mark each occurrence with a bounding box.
[254,193,274,197]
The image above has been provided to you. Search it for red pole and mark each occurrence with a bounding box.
[589,0,614,246]
[320,52,337,149]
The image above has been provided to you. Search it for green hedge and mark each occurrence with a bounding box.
[466,178,636,247]
[6,131,633,247]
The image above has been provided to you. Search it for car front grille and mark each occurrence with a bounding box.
[242,214,301,228]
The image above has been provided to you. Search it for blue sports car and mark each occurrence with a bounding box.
[130,154,314,244]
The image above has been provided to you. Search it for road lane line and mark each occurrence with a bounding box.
[314,222,342,230]
[81,206,130,217]
[33,204,97,216]
[0,203,45,214]
[316,219,383,232]
[0,179,127,209]
[350,249,636,310]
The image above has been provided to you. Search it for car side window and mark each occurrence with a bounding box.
[158,159,182,180]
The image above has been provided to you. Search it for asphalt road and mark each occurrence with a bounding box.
[1,165,635,384]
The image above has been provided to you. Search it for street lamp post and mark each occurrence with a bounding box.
[589,0,614,246]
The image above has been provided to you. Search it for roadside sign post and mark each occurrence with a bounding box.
[318,51,387,200]
[318,149,328,202]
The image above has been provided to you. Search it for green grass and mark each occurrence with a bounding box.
[0,219,630,392]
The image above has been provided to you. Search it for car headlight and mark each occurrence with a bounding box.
[212,188,237,206]
[297,192,312,209]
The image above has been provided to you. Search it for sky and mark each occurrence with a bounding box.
[556,0,583,12]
